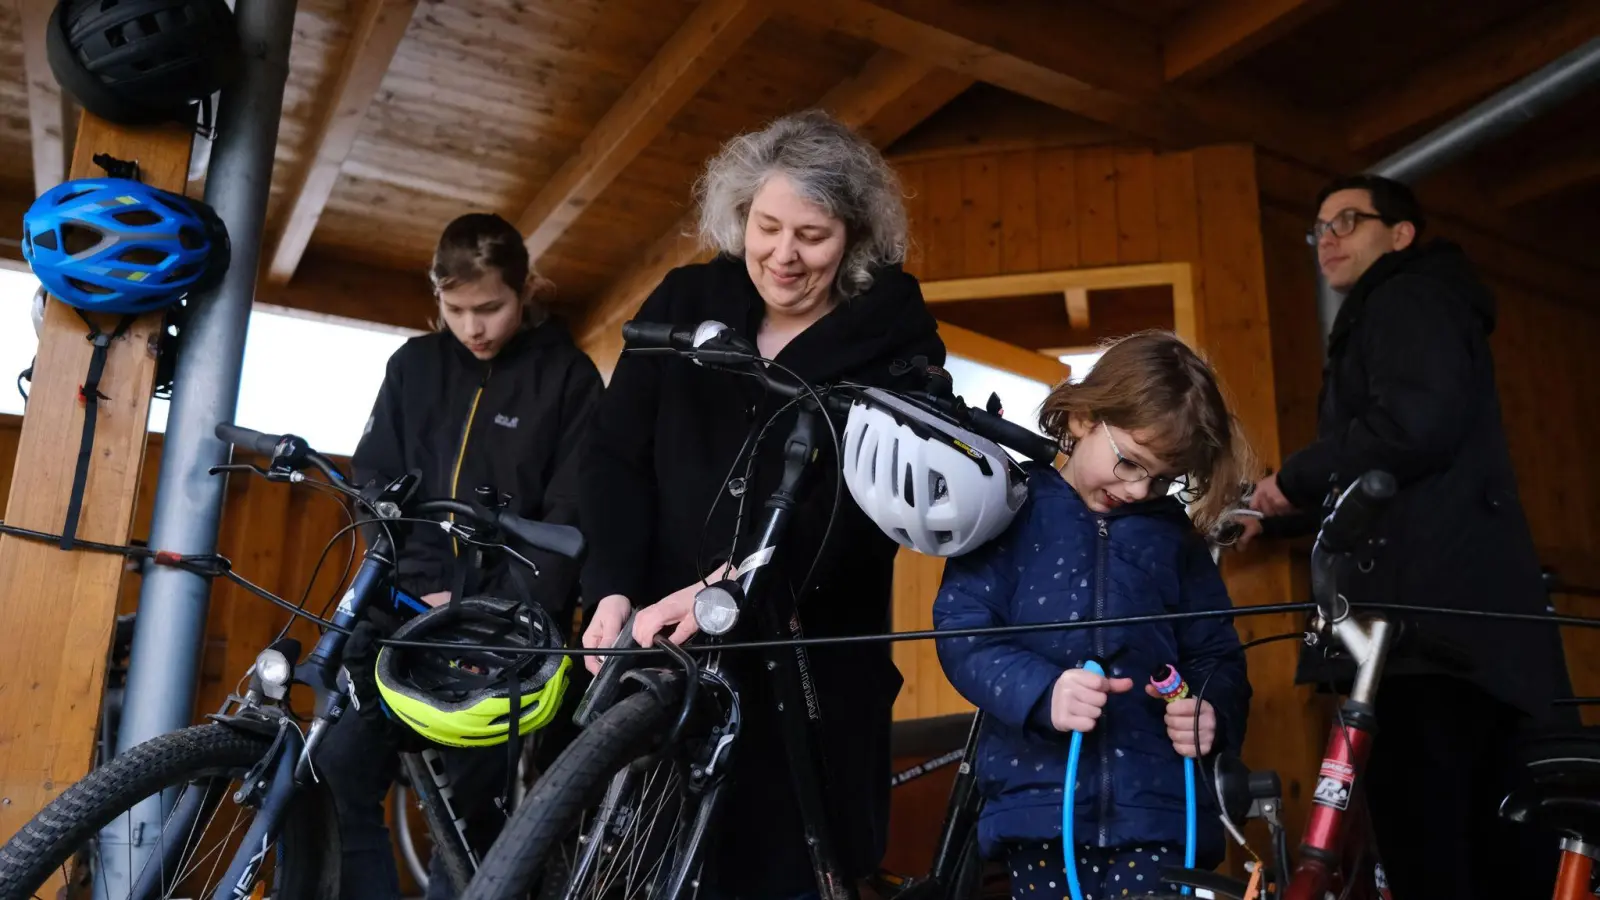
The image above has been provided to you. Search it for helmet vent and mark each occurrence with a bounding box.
[112,208,162,227]
[66,276,113,296]
[178,225,203,249]
[930,470,949,503]
[32,230,57,252]
[117,246,169,266]
[889,439,899,496]
[62,224,103,254]
[902,463,915,506]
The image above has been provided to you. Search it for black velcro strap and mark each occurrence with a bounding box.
[60,314,135,550]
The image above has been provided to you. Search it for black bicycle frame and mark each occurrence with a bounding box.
[647,403,985,900]
[196,529,476,899]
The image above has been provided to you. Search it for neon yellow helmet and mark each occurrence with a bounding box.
[374,596,570,748]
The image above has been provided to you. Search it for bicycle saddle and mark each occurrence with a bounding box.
[1500,728,1600,842]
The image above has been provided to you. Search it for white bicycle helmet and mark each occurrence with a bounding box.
[841,387,1030,557]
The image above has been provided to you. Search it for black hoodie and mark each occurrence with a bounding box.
[352,319,603,623]
[1277,240,1565,718]
[579,254,946,893]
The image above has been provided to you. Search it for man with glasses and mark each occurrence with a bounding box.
[1239,175,1563,899]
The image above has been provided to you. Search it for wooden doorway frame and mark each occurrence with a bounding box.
[923,261,1200,369]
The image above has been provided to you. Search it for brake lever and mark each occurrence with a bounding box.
[443,522,543,579]
[208,463,274,480]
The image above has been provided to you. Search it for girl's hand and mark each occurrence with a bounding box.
[421,591,451,608]
[581,595,632,675]
[1146,685,1217,758]
[1050,668,1134,733]
[631,565,736,651]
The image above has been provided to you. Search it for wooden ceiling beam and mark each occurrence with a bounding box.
[1493,147,1600,209]
[577,50,971,376]
[781,0,1184,145]
[263,0,420,287]
[517,0,772,262]
[1345,0,1600,152]
[1163,0,1338,83]
[15,0,72,195]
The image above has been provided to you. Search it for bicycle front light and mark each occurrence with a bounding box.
[693,581,742,636]
[253,648,293,700]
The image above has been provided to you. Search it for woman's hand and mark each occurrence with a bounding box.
[631,566,737,651]
[581,595,633,675]
[421,591,451,608]
[1049,668,1134,733]
[1145,683,1218,758]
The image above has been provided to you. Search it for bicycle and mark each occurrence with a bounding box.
[460,320,1060,900]
[1140,471,1600,900]
[0,423,584,900]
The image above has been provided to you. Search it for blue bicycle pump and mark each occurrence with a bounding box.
[1061,660,1102,900]
[1151,664,1199,896]
[1062,661,1199,900]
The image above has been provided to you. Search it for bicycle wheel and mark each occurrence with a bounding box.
[464,683,716,900]
[0,723,338,900]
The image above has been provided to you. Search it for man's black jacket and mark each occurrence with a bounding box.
[1278,239,1564,718]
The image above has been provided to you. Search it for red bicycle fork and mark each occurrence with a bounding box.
[1287,703,1392,900]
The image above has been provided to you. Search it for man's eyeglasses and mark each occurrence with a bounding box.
[1103,424,1194,502]
[1305,208,1388,246]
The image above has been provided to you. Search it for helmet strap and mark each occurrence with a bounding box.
[497,602,539,818]
[60,311,137,550]
[91,153,141,182]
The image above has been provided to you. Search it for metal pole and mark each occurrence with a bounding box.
[117,0,297,755]
[98,1,296,892]
[1314,35,1600,353]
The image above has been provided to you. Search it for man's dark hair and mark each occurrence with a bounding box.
[1316,174,1427,235]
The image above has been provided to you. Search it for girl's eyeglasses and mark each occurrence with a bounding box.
[1103,424,1196,502]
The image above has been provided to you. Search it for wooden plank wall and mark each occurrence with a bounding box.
[0,416,350,720]
[1257,158,1600,725]
[886,143,1317,845]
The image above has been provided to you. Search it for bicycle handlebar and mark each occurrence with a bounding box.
[413,499,585,561]
[621,319,1060,464]
[215,422,282,457]
[215,422,344,482]
[1316,471,1397,555]
[214,423,585,561]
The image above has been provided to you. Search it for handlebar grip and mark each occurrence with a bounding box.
[621,320,678,349]
[573,613,640,727]
[1317,470,1397,554]
[966,408,1060,464]
[215,422,281,457]
[496,511,586,562]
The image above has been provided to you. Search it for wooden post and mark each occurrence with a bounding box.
[0,116,194,843]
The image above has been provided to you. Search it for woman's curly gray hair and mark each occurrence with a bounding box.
[694,110,908,299]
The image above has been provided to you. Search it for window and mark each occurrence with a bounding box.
[0,269,419,456]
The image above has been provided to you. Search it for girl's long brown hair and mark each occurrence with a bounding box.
[1039,330,1255,533]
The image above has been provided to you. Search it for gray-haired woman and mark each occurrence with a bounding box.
[579,110,946,897]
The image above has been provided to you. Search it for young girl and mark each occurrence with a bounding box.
[934,330,1253,900]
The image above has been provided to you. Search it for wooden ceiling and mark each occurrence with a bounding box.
[0,0,1595,332]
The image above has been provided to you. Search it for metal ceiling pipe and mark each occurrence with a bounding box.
[1314,34,1600,353]
[98,0,297,893]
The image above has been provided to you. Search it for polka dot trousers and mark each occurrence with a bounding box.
[1004,841,1181,900]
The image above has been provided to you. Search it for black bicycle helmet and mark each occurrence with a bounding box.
[47,0,241,127]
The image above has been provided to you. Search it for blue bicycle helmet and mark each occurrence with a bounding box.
[22,178,230,315]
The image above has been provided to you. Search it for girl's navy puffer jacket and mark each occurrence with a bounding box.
[934,464,1250,862]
